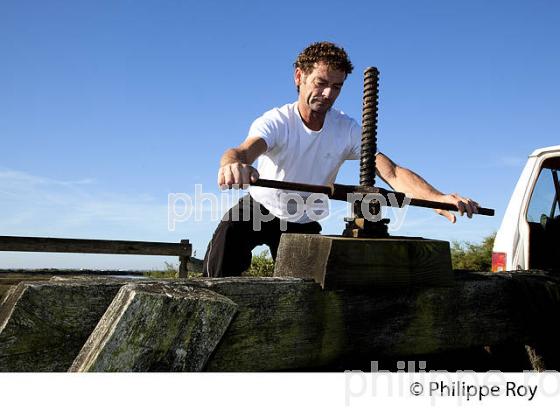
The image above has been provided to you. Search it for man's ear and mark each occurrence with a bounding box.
[294,67,304,88]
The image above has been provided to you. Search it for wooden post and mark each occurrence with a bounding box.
[178,239,191,278]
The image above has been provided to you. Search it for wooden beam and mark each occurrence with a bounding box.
[0,235,191,257]
[201,273,560,371]
[274,234,453,289]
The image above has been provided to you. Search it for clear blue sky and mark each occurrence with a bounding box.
[1,0,559,269]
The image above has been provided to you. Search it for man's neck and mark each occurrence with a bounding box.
[297,102,326,131]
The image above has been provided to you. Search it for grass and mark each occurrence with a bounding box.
[143,250,276,279]
[143,261,203,279]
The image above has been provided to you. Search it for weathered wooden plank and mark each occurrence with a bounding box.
[274,234,453,289]
[0,278,131,371]
[0,235,191,256]
[1,274,54,302]
[201,277,338,371]
[0,271,139,301]
[70,283,237,372]
[199,272,560,371]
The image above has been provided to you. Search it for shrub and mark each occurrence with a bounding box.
[243,250,275,277]
[451,233,496,271]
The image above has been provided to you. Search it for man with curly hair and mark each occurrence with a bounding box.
[203,41,478,277]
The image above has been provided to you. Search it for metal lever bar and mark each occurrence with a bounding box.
[252,178,495,217]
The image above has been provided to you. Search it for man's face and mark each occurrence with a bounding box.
[295,62,346,115]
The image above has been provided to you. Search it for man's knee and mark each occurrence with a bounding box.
[203,219,257,277]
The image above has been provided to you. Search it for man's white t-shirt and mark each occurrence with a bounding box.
[247,101,361,223]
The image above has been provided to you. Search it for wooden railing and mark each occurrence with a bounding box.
[0,236,192,277]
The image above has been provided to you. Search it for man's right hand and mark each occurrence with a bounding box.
[218,162,260,189]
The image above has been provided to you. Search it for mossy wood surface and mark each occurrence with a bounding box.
[70,283,237,372]
[1,274,56,302]
[199,273,560,371]
[1,272,559,372]
[0,271,144,301]
[0,279,130,371]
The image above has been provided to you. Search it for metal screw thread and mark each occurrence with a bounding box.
[360,67,379,187]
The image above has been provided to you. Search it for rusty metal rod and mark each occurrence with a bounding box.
[252,178,495,216]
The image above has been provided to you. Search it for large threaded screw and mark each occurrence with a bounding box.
[360,67,379,187]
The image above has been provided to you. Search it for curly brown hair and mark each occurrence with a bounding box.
[294,42,354,75]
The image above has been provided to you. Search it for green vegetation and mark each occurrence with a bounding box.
[143,262,180,279]
[451,233,495,271]
[243,250,275,277]
[143,251,275,279]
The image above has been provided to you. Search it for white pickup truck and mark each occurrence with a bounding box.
[492,145,560,271]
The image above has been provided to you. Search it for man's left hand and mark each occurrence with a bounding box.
[435,193,480,223]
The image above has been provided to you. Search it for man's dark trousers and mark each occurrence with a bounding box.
[203,195,321,277]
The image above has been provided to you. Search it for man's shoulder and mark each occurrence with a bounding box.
[327,107,358,128]
[249,102,297,137]
[258,102,297,121]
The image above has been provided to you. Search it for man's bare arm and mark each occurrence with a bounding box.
[218,136,268,188]
[375,152,479,223]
